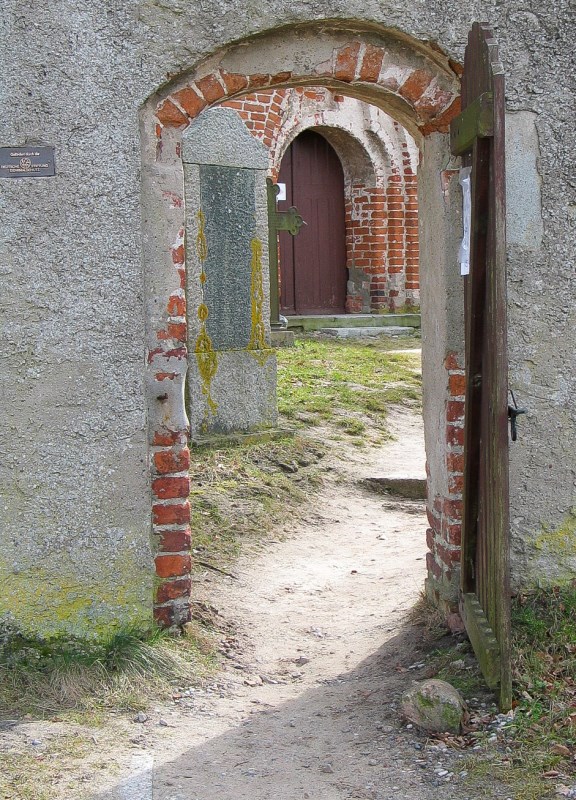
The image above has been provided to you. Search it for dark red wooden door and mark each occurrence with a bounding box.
[278,130,347,315]
[450,22,511,710]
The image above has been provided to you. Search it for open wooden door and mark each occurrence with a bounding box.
[450,22,512,710]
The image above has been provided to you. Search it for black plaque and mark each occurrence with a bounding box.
[0,146,55,178]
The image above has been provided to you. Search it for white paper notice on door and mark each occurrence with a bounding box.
[459,166,472,276]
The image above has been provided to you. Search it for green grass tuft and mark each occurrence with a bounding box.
[0,622,215,717]
[276,336,421,435]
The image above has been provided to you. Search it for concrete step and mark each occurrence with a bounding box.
[316,326,415,338]
[286,313,421,331]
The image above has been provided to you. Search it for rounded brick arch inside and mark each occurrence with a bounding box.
[140,22,464,626]
[221,87,420,312]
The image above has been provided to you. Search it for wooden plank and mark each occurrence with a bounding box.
[453,21,512,712]
[460,593,501,689]
[450,92,494,155]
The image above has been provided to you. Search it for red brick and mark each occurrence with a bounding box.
[426,551,442,580]
[153,448,190,474]
[153,476,191,500]
[220,70,249,95]
[152,430,183,447]
[167,322,187,341]
[157,528,192,552]
[270,71,292,85]
[247,73,270,89]
[156,100,188,128]
[171,244,185,265]
[446,424,464,447]
[445,524,462,547]
[399,69,434,103]
[167,295,186,317]
[196,73,225,103]
[427,507,439,529]
[333,42,361,82]
[172,86,206,119]
[436,542,460,568]
[422,96,461,135]
[154,604,175,627]
[447,452,464,473]
[155,553,192,579]
[444,352,461,370]
[449,373,466,396]
[448,474,464,495]
[426,527,435,551]
[359,44,384,82]
[153,501,191,526]
[155,577,192,604]
[415,86,453,117]
[443,498,463,519]
[446,400,465,422]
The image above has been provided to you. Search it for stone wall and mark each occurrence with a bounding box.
[1,1,574,635]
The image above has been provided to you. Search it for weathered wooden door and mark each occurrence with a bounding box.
[450,22,512,710]
[278,130,347,315]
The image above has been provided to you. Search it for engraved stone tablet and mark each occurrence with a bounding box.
[0,146,55,178]
[200,164,255,351]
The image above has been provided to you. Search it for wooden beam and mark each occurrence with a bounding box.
[450,92,494,156]
[459,592,501,690]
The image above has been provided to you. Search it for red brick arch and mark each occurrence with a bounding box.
[143,27,463,627]
[154,40,460,140]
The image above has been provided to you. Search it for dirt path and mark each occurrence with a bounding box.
[93,409,497,800]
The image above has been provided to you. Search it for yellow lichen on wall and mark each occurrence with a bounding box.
[194,208,218,428]
[535,507,576,556]
[247,237,273,366]
[0,552,152,639]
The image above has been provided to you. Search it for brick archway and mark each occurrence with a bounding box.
[140,21,463,626]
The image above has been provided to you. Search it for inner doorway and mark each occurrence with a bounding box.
[278,130,347,315]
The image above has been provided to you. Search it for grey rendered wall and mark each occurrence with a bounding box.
[1,1,574,636]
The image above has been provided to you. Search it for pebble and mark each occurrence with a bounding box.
[368,759,378,766]
[158,719,169,727]
[319,763,334,773]
[134,712,148,723]
[30,739,42,746]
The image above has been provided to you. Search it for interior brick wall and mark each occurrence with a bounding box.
[222,87,419,312]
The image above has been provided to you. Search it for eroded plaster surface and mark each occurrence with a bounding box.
[1,1,575,634]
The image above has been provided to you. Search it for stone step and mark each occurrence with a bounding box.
[316,326,415,338]
[286,313,421,331]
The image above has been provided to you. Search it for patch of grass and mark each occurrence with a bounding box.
[0,623,215,718]
[508,586,576,757]
[189,435,325,567]
[276,336,421,436]
[459,585,576,799]
[0,733,95,800]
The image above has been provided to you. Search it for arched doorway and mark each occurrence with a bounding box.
[278,130,347,315]
[141,21,464,627]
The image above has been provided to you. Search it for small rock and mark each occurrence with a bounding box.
[293,656,310,666]
[400,679,467,734]
[30,739,42,746]
[134,712,148,723]
[244,676,263,687]
[552,744,571,757]
[368,759,378,766]
[319,762,334,774]
[158,719,169,727]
